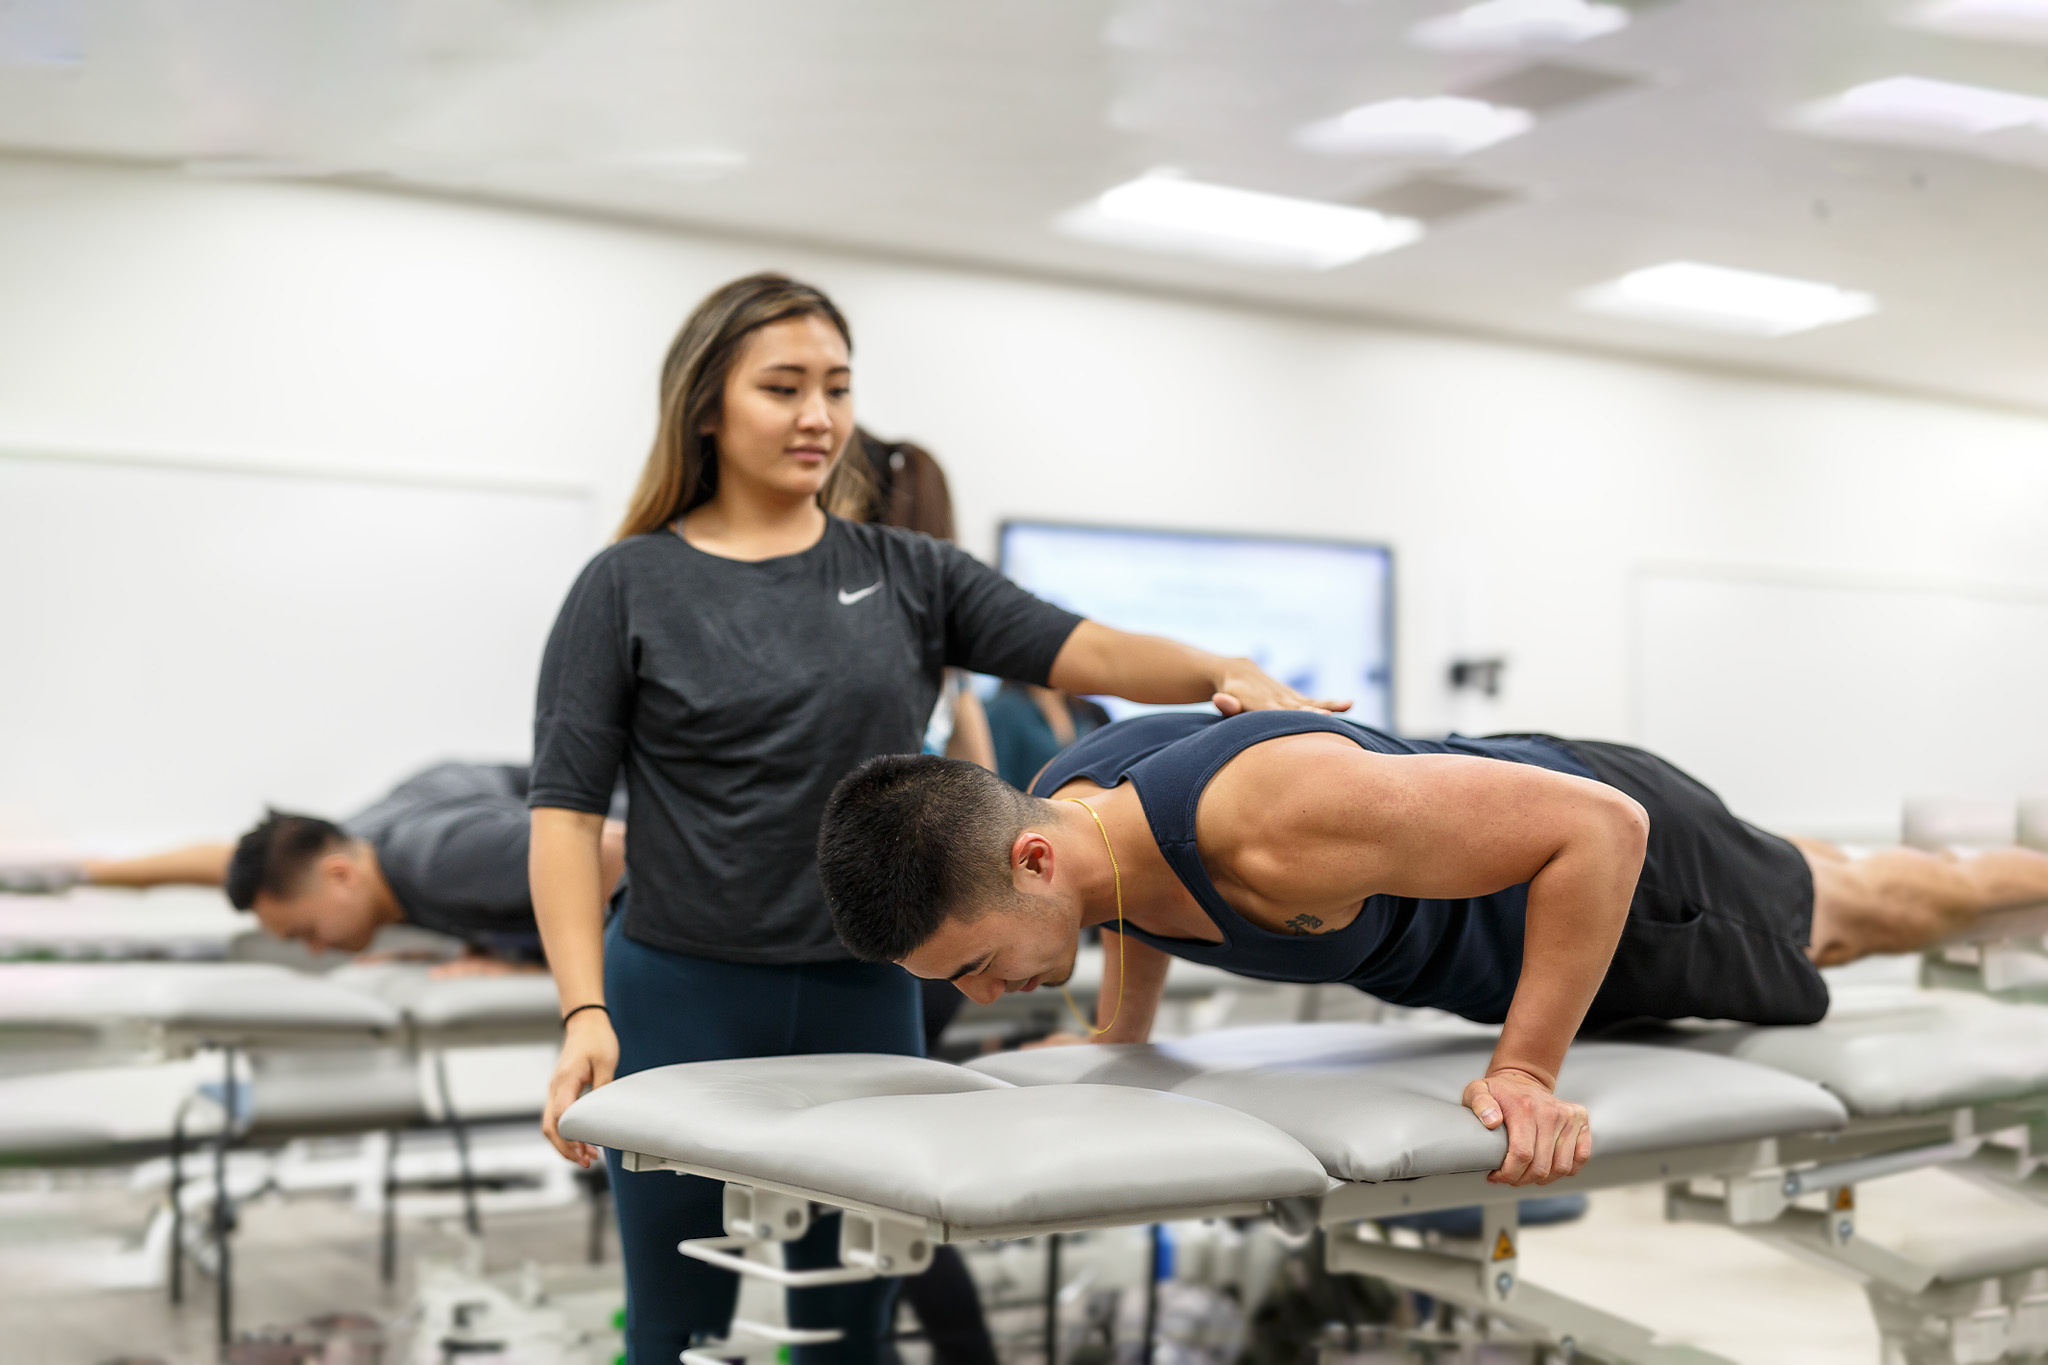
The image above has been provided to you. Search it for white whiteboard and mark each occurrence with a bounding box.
[0,454,596,847]
[1633,569,2048,841]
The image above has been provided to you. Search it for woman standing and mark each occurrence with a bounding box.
[528,273,1342,1365]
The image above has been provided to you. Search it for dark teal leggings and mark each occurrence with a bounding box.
[602,914,923,1365]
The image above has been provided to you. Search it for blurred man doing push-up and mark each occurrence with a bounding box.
[5,763,624,960]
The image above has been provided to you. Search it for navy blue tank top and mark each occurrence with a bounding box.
[1030,711,1594,1024]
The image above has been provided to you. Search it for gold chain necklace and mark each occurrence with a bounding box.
[1058,797,1124,1037]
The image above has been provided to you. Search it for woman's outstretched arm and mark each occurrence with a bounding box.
[1047,620,1349,715]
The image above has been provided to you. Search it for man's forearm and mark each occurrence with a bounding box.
[530,808,610,1015]
[83,844,234,889]
[1489,821,1642,1086]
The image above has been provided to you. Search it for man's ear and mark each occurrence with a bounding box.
[321,850,356,888]
[1012,830,1055,889]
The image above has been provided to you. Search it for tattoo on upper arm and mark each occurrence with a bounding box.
[1282,912,1325,936]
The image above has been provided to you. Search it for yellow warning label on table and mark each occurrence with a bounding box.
[1834,1187,1855,1211]
[1492,1230,1516,1262]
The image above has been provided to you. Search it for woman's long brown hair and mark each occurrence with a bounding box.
[615,273,875,541]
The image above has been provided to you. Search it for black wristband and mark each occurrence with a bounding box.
[561,1002,609,1026]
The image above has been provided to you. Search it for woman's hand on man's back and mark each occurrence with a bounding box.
[1212,658,1351,716]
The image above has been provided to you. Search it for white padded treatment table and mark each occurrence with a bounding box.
[328,963,565,1049]
[0,959,558,1345]
[0,962,559,1159]
[0,1059,229,1168]
[1639,989,2048,1362]
[565,1052,1331,1240]
[561,1023,1849,1365]
[0,886,247,962]
[1670,989,2048,1119]
[968,1022,1846,1191]
[0,962,402,1066]
[563,1004,2048,1365]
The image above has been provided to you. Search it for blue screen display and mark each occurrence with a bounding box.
[998,521,1393,728]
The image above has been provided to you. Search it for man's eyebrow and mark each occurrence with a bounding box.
[947,954,991,983]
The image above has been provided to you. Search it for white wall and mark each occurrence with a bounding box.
[1635,571,2048,837]
[3,156,2047,844]
[0,454,595,844]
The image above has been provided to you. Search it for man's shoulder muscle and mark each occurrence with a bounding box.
[1194,733,1386,906]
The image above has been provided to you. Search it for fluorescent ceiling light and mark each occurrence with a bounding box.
[1808,75,2048,136]
[1056,172,1423,271]
[1798,75,2048,172]
[1411,0,1628,53]
[1294,97,1533,158]
[1912,0,2048,46]
[1577,261,1877,337]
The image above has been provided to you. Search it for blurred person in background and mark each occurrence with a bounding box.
[858,429,996,773]
[984,681,1111,791]
[0,762,623,966]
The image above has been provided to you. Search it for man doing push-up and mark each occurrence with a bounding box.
[817,711,2048,1188]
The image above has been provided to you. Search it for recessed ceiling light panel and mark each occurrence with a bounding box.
[1411,0,1629,53]
[1295,97,1534,158]
[1056,172,1424,271]
[1912,0,2048,46]
[1577,261,1878,337]
[1806,75,2048,138]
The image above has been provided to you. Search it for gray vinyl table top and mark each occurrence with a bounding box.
[0,962,401,1043]
[1665,989,2048,1117]
[972,1022,1849,1182]
[561,1052,1331,1234]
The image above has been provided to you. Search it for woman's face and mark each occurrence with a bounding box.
[705,313,853,504]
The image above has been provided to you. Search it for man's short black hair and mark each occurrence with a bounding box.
[819,754,1035,962]
[224,809,350,911]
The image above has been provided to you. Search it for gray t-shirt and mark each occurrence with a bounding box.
[529,518,1081,963]
[346,762,542,956]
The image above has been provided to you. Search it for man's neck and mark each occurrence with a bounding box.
[1063,788,1214,941]
[354,840,407,930]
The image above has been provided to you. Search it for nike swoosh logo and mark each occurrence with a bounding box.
[838,581,882,605]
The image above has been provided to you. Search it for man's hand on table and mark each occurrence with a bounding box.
[1019,1031,1091,1049]
[1463,1066,1591,1186]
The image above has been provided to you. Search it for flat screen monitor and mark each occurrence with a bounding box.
[998,521,1394,728]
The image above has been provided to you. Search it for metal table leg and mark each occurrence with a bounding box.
[431,1051,481,1238]
[380,1129,400,1285]
[214,1044,237,1348]
[1044,1232,1061,1365]
[168,1099,189,1306]
[1142,1224,1161,1365]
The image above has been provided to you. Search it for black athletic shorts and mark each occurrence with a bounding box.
[1562,740,1829,1029]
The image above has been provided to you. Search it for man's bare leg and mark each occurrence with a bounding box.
[1801,837,2048,967]
[1786,835,1849,865]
